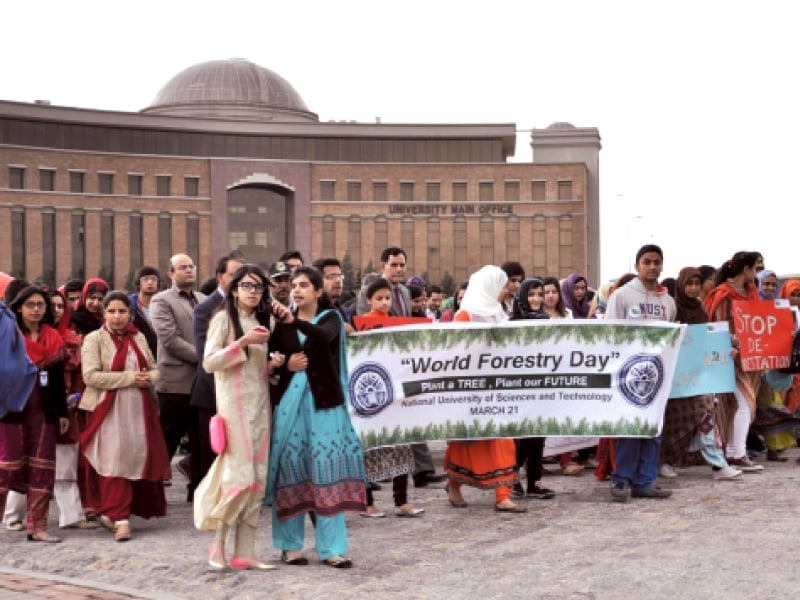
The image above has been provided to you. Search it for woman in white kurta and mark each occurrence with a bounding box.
[194,264,284,571]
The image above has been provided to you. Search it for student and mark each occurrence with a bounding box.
[606,245,676,502]
[360,278,424,518]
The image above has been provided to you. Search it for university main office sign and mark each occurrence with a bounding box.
[387,203,515,215]
[346,320,686,449]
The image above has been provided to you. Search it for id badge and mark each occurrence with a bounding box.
[39,370,49,387]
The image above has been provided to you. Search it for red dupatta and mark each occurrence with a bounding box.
[703,281,759,323]
[80,323,169,482]
[24,324,65,368]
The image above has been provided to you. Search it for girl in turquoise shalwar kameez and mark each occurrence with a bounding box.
[266,267,365,569]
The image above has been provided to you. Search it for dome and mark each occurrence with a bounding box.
[546,122,576,130]
[142,58,318,122]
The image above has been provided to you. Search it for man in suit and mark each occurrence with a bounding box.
[187,253,244,499]
[150,253,205,494]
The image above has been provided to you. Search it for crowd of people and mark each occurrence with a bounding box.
[2,243,799,570]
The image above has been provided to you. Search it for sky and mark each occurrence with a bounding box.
[3,1,798,284]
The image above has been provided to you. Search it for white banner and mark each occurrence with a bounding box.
[346,320,685,449]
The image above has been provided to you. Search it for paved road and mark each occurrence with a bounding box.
[2,443,800,599]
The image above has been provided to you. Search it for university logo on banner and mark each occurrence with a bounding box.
[731,299,795,371]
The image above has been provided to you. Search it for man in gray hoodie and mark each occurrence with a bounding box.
[606,244,677,502]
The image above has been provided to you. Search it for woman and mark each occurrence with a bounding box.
[267,267,366,568]
[756,269,779,300]
[439,281,468,323]
[542,276,572,320]
[659,267,741,479]
[446,266,526,513]
[561,272,591,319]
[195,264,282,571]
[1,286,69,542]
[80,291,169,542]
[510,278,555,500]
[70,277,108,521]
[703,252,764,472]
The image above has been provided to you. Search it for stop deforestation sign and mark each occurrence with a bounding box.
[731,299,795,371]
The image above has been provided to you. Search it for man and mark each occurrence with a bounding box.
[357,246,411,317]
[188,253,244,500]
[500,261,525,316]
[426,285,444,321]
[312,257,354,334]
[357,247,445,486]
[129,265,160,358]
[270,261,292,307]
[606,244,676,503]
[150,253,205,494]
[63,278,84,312]
[278,250,304,273]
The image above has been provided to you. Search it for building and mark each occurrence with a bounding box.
[0,58,601,290]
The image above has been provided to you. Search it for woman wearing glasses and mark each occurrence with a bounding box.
[2,286,70,542]
[194,264,284,571]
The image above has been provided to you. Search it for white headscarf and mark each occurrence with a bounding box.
[458,265,508,324]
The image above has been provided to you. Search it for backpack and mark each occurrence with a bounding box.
[0,301,38,418]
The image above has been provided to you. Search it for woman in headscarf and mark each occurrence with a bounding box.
[561,272,591,319]
[80,291,169,542]
[444,266,526,513]
[756,269,779,300]
[659,267,741,480]
[779,281,800,448]
[703,252,763,472]
[439,281,468,323]
[1,286,69,542]
[69,278,108,336]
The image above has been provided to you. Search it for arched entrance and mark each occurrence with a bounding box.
[226,175,294,267]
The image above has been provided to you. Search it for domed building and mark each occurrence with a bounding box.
[0,59,601,290]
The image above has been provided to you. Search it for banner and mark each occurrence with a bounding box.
[669,322,736,398]
[346,320,685,449]
[731,299,795,371]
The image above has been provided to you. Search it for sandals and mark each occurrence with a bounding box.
[5,520,23,531]
[495,500,527,513]
[445,484,467,508]
[230,557,277,571]
[394,505,425,517]
[561,462,585,476]
[27,532,63,543]
[114,523,131,542]
[281,550,309,566]
[322,555,353,569]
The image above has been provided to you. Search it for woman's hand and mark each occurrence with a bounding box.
[268,351,286,373]
[240,326,270,348]
[272,303,293,325]
[134,370,151,388]
[58,417,70,435]
[287,352,308,372]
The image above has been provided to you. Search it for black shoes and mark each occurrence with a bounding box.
[413,472,447,487]
[631,486,672,499]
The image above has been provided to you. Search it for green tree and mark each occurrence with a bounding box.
[341,253,356,294]
[440,271,455,297]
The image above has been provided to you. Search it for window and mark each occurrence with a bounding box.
[426,182,440,202]
[559,215,573,272]
[71,210,85,279]
[372,181,387,202]
[129,213,143,275]
[42,209,56,286]
[69,171,84,193]
[9,167,25,190]
[452,181,467,202]
[128,174,143,196]
[187,214,200,265]
[98,173,114,195]
[347,181,361,202]
[558,180,573,201]
[100,211,115,284]
[39,169,55,192]
[531,180,546,202]
[454,217,467,281]
[156,175,171,197]
[532,215,547,274]
[504,180,520,202]
[479,181,494,202]
[322,215,335,257]
[480,217,494,264]
[184,176,199,197]
[400,182,414,202]
[401,217,415,272]
[374,216,388,254]
[347,217,361,274]
[229,231,247,248]
[427,218,441,282]
[158,213,172,276]
[11,206,25,278]
[320,180,335,201]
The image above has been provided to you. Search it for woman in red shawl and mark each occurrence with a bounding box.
[80,291,169,542]
[1,286,69,542]
[703,251,763,472]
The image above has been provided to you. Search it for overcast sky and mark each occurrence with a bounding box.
[3,1,798,283]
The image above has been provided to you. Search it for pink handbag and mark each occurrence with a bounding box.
[209,414,227,454]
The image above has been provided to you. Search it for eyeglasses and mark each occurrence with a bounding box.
[140,275,159,282]
[324,273,345,281]
[23,302,46,309]
[238,282,266,293]
[174,264,196,271]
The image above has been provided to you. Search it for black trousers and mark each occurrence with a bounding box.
[158,392,192,461]
[189,405,217,492]
[516,438,545,490]
[366,475,409,507]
